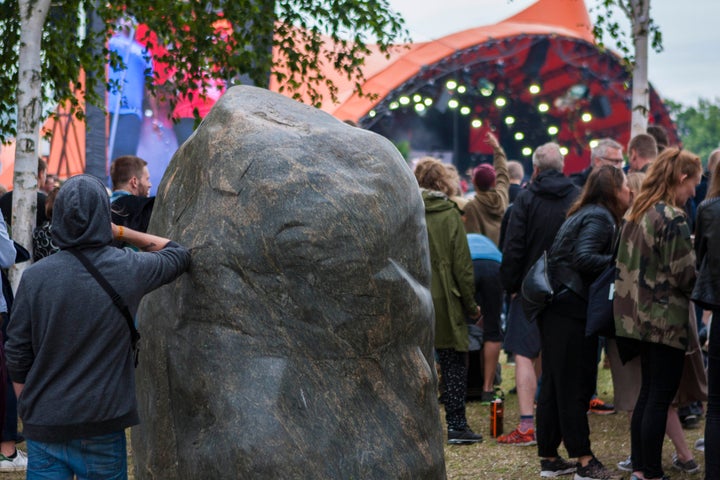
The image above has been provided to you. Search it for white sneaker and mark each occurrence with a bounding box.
[0,448,27,471]
[695,437,705,452]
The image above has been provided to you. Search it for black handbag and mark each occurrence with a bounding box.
[585,263,617,337]
[520,251,553,322]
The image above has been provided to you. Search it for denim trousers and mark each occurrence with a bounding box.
[706,309,720,480]
[27,431,127,480]
[631,341,684,479]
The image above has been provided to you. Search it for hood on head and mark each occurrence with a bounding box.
[52,175,113,249]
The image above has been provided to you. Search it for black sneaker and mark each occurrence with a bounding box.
[574,457,616,480]
[447,427,483,445]
[574,457,619,480]
[540,457,576,477]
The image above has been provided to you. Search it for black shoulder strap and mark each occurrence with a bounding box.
[68,249,140,367]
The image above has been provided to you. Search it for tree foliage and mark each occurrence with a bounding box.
[590,0,663,67]
[0,0,409,144]
[666,98,720,165]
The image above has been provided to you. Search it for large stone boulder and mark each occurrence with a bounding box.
[132,86,444,479]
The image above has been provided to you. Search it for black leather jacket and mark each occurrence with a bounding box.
[547,204,616,300]
[693,197,720,310]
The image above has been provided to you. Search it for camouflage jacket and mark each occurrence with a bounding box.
[614,202,696,351]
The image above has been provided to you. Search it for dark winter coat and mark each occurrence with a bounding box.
[500,169,579,294]
[692,196,720,310]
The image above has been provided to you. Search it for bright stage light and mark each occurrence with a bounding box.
[457,85,467,94]
[522,147,533,156]
[389,101,399,110]
[399,96,410,105]
[560,146,569,155]
[446,80,458,90]
[538,102,549,113]
[448,99,459,109]
[514,132,525,141]
[471,119,483,128]
[548,125,559,135]
[529,84,541,95]
[415,103,426,112]
[581,112,593,122]
[495,97,507,107]
[413,94,422,103]
[424,98,433,106]
[505,116,515,125]
[589,139,600,148]
[368,110,376,118]
[460,106,471,115]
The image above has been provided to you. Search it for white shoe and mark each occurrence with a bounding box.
[0,448,27,471]
[695,437,705,452]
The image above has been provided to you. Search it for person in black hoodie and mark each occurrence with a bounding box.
[497,143,579,455]
[5,175,190,479]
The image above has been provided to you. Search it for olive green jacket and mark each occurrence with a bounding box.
[422,189,478,352]
[614,202,696,351]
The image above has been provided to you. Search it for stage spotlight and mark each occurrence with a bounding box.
[529,83,541,95]
[477,78,494,96]
[424,98,433,106]
[446,79,458,90]
[522,147,533,156]
[413,94,422,103]
[548,125,559,135]
[369,110,376,118]
[471,119,483,128]
[460,106,471,115]
[560,146,569,155]
[457,85,467,94]
[581,112,593,123]
[514,132,525,141]
[448,99,459,109]
[589,139,600,148]
[538,102,549,113]
[495,97,507,107]
[389,101,399,110]
[399,96,410,105]
[505,116,515,125]
[415,103,426,113]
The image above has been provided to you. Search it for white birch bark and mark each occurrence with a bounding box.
[10,0,51,291]
[629,0,650,137]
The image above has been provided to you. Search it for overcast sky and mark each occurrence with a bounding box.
[386,0,719,106]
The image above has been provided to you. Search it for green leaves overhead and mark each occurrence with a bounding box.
[0,0,409,143]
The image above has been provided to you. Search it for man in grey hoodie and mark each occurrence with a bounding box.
[5,175,190,479]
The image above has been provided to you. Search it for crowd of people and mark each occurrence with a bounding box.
[415,127,719,480]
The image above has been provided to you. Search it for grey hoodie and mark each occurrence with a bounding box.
[6,175,190,442]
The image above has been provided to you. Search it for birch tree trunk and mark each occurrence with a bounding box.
[630,0,650,137]
[10,0,51,291]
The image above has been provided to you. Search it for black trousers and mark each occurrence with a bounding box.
[537,289,598,458]
[631,341,684,479]
[706,310,720,480]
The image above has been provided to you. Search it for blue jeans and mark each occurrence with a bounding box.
[27,431,127,480]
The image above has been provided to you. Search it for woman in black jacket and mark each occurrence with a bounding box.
[536,165,631,480]
[694,159,720,480]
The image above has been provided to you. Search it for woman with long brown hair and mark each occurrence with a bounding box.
[536,165,631,479]
[614,147,702,480]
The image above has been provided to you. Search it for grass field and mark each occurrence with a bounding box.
[2,356,705,479]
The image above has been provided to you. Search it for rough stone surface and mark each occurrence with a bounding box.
[132,86,445,479]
